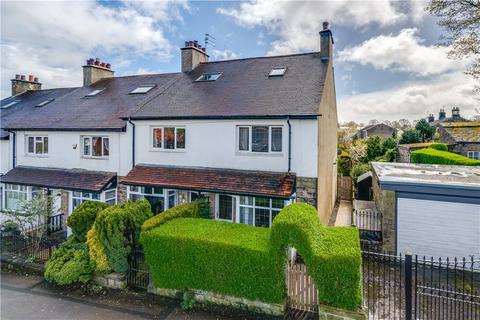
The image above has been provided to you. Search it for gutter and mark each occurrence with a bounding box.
[287,116,292,172]
[128,118,135,168]
[121,114,321,121]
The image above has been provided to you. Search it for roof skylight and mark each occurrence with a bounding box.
[0,99,21,109]
[35,98,55,108]
[269,67,287,77]
[130,85,155,94]
[195,72,222,82]
[85,88,105,97]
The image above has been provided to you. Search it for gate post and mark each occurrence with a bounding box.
[405,252,413,320]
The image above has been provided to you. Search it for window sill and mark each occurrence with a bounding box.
[25,154,49,158]
[235,151,284,157]
[81,156,110,160]
[150,148,187,153]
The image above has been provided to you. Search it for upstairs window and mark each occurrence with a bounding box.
[35,99,54,107]
[195,72,222,82]
[130,85,155,94]
[85,88,105,97]
[82,136,109,158]
[27,136,48,155]
[269,67,287,77]
[152,127,186,150]
[237,126,283,153]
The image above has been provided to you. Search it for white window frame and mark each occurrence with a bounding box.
[236,125,283,154]
[81,136,110,159]
[71,191,101,212]
[26,135,49,156]
[126,186,178,213]
[237,196,289,228]
[215,194,235,222]
[151,126,186,151]
[2,184,45,211]
[467,151,480,160]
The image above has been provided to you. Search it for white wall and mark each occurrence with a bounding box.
[0,139,10,174]
[15,129,132,176]
[134,119,318,178]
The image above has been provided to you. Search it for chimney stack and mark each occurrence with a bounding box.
[181,40,209,72]
[439,108,446,120]
[11,74,42,96]
[82,57,114,86]
[427,114,435,123]
[452,107,460,118]
[319,21,334,61]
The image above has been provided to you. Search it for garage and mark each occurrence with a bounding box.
[372,162,480,259]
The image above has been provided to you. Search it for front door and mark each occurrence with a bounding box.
[217,194,234,222]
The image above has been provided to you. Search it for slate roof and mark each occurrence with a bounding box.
[440,122,480,143]
[122,165,296,198]
[0,166,116,192]
[0,52,326,131]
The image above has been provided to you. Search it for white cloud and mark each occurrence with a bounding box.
[0,0,187,98]
[338,71,478,123]
[217,0,407,55]
[211,49,240,61]
[338,28,466,76]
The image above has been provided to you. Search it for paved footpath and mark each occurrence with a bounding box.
[0,271,269,320]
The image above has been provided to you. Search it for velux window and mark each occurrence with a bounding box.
[269,67,286,77]
[85,88,105,97]
[130,85,155,94]
[1,99,21,109]
[82,136,109,157]
[27,136,48,155]
[35,99,54,107]
[152,127,185,150]
[238,126,282,153]
[195,72,222,82]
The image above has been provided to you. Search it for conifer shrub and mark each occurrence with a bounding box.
[67,201,108,242]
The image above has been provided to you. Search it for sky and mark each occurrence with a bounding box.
[1,0,478,123]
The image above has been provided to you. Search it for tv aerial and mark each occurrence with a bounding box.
[204,33,216,51]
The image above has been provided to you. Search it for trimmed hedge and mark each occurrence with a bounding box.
[428,143,448,151]
[411,148,480,166]
[67,201,108,242]
[141,202,362,310]
[91,200,153,272]
[142,201,203,232]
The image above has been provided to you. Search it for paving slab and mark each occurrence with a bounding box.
[334,200,352,227]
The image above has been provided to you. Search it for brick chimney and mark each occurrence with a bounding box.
[82,58,114,86]
[181,40,209,72]
[439,108,446,121]
[319,21,334,61]
[11,74,41,96]
[451,107,460,118]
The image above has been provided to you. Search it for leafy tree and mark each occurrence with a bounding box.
[349,140,367,163]
[382,137,398,151]
[350,163,371,183]
[399,129,422,144]
[415,119,436,142]
[398,119,412,130]
[366,136,384,161]
[427,0,480,85]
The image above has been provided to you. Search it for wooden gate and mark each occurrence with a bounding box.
[337,175,352,201]
[287,263,318,313]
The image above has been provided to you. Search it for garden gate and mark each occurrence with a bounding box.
[286,262,318,319]
[337,175,353,201]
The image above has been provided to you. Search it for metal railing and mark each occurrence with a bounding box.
[47,213,64,235]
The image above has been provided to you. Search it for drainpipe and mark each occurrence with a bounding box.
[287,116,292,173]
[8,130,16,168]
[128,118,135,168]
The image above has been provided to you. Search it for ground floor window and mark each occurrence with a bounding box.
[239,196,286,227]
[467,151,480,160]
[127,186,177,215]
[104,189,117,205]
[217,194,234,221]
[2,184,45,211]
[72,191,101,211]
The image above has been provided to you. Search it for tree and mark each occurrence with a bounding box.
[398,119,412,130]
[349,140,367,163]
[366,136,384,161]
[415,119,436,142]
[399,129,422,144]
[427,0,480,83]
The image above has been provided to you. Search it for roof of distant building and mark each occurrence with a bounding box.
[440,122,480,143]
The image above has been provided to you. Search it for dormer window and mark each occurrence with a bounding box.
[35,99,54,107]
[85,88,105,97]
[130,85,155,94]
[195,72,222,82]
[269,67,287,77]
[1,99,21,109]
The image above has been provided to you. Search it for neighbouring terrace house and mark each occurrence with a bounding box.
[371,162,480,259]
[437,122,480,160]
[0,26,338,231]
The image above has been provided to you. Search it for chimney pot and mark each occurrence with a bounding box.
[34,77,39,83]
[20,75,26,81]
[106,63,111,69]
[181,39,209,72]
[15,74,21,80]
[28,75,34,82]
[323,21,329,30]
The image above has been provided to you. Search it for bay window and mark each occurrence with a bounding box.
[152,127,186,150]
[82,136,109,158]
[237,126,283,153]
[128,186,177,215]
[72,191,101,211]
[27,136,48,155]
[3,184,45,211]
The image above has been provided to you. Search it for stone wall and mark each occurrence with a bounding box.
[449,142,480,158]
[296,177,318,207]
[116,177,128,204]
[372,174,396,252]
[60,191,69,227]
[94,272,126,290]
[318,304,367,320]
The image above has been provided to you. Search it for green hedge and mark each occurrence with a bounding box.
[93,200,153,272]
[270,203,362,310]
[141,218,281,303]
[411,148,480,166]
[142,200,203,232]
[428,143,448,151]
[67,201,109,242]
[141,202,362,310]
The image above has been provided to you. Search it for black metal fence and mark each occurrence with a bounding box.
[0,229,62,263]
[362,251,480,319]
[127,246,150,290]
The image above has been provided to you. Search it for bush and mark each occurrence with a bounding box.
[141,218,280,303]
[428,143,448,151]
[44,241,94,285]
[399,129,422,144]
[86,227,110,273]
[366,136,383,161]
[142,200,205,232]
[270,203,362,310]
[411,148,480,166]
[350,163,371,182]
[382,137,398,152]
[93,200,153,272]
[67,201,108,242]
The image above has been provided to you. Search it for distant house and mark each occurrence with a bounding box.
[397,142,432,163]
[438,122,480,160]
[372,162,480,258]
[356,123,397,139]
[427,107,470,126]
